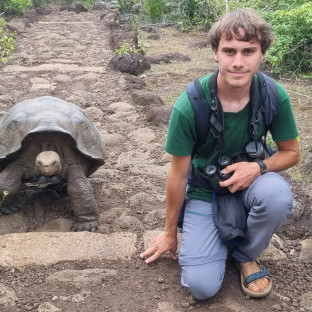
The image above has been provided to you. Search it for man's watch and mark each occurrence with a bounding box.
[255,158,267,174]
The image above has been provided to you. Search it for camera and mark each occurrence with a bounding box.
[204,155,233,194]
[202,141,272,194]
[245,141,271,160]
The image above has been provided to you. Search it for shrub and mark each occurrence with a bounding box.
[0,18,18,64]
[264,2,312,76]
[0,0,33,15]
[143,0,164,23]
[117,0,136,13]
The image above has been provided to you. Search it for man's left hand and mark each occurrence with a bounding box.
[219,161,261,193]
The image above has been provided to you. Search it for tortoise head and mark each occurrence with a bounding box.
[35,151,61,176]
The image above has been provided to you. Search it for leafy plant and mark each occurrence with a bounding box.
[131,15,140,35]
[0,18,18,64]
[0,0,33,15]
[179,0,222,31]
[0,191,9,207]
[263,2,312,76]
[115,39,147,56]
[143,0,164,23]
[117,0,136,13]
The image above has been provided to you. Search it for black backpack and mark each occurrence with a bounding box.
[186,71,279,156]
[177,71,279,229]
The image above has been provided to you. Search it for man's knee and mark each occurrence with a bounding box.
[248,173,293,209]
[181,262,225,300]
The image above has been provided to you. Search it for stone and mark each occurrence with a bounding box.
[0,232,137,269]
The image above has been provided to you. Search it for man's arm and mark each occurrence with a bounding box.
[140,155,191,263]
[220,138,300,193]
[264,137,300,172]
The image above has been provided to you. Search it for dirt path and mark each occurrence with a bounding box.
[0,6,311,312]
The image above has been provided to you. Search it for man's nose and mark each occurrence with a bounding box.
[232,53,244,67]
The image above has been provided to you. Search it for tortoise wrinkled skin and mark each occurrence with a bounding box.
[0,96,105,232]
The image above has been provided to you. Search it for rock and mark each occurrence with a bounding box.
[92,2,107,10]
[68,1,88,13]
[299,238,312,262]
[37,302,61,312]
[108,101,135,112]
[132,4,142,14]
[188,40,210,49]
[110,30,139,51]
[146,106,173,126]
[130,89,164,109]
[0,94,12,105]
[99,207,133,224]
[0,213,29,235]
[0,232,137,269]
[0,283,18,307]
[144,209,166,228]
[112,215,144,232]
[108,53,151,76]
[146,52,191,64]
[101,12,119,30]
[148,33,161,40]
[300,291,312,311]
[23,9,41,23]
[119,74,146,90]
[5,19,28,34]
[84,106,104,122]
[46,268,117,287]
[128,127,156,143]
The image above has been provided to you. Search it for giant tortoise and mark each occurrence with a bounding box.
[0,96,105,231]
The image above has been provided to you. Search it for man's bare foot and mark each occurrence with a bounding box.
[239,261,270,292]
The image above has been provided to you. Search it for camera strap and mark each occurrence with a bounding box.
[208,70,225,157]
[209,71,264,157]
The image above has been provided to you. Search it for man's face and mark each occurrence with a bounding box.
[214,29,265,89]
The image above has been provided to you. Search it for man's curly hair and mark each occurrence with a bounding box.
[208,8,275,54]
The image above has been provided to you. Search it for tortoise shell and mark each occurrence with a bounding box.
[0,96,105,175]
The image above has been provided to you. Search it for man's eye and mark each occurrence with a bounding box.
[244,50,253,55]
[225,50,235,55]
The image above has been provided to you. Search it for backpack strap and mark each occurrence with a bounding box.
[257,72,279,128]
[186,78,210,144]
[186,77,211,158]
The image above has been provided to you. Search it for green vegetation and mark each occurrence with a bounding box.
[0,0,311,77]
[143,0,164,23]
[263,2,312,77]
[133,0,312,78]
[114,39,147,56]
[117,0,136,13]
[0,0,32,15]
[0,0,96,15]
[0,191,9,207]
[0,18,17,64]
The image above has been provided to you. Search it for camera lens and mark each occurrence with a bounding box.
[246,141,264,159]
[219,155,231,167]
[220,171,232,180]
[205,165,217,176]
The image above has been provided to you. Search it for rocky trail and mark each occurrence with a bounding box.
[0,4,311,312]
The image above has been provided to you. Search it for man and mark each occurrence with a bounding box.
[140,8,299,299]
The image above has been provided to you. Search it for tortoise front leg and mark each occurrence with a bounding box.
[0,163,23,215]
[66,165,99,232]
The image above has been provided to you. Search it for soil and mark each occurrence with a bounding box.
[0,6,311,312]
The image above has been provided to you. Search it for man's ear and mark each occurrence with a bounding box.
[214,49,218,62]
[260,53,265,62]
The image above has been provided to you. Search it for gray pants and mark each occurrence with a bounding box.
[179,172,293,300]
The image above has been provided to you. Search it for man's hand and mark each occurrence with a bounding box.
[140,231,178,264]
[219,161,261,193]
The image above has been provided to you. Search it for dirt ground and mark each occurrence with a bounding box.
[0,5,311,312]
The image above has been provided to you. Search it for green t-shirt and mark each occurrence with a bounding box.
[165,73,299,202]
